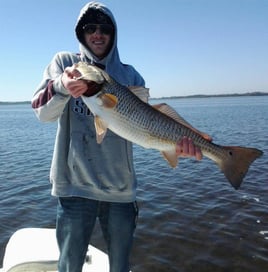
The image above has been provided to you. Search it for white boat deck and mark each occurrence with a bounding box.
[0,228,109,272]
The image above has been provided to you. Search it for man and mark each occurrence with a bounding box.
[32,2,202,272]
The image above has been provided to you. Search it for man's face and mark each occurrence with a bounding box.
[83,24,113,59]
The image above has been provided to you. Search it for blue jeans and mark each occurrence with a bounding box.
[56,197,138,272]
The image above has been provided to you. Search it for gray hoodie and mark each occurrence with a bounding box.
[32,2,146,202]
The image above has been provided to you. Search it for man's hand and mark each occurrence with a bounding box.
[61,64,101,98]
[176,137,203,160]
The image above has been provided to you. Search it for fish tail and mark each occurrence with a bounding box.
[217,146,263,189]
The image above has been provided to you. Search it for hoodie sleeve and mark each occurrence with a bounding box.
[31,52,76,122]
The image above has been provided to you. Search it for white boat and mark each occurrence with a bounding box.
[0,228,109,272]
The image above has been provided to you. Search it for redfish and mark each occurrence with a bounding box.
[75,62,263,189]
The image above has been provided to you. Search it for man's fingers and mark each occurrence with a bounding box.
[176,137,203,160]
[64,65,82,79]
[188,138,196,157]
[182,137,189,155]
[195,147,203,160]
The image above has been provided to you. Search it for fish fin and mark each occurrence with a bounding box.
[99,93,118,108]
[128,86,150,103]
[161,150,178,168]
[94,116,108,144]
[75,62,105,84]
[217,146,263,189]
[153,103,212,142]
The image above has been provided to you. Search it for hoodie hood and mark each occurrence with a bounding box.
[74,2,145,87]
[75,2,115,51]
[75,3,120,74]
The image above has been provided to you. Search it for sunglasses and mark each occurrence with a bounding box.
[83,24,114,35]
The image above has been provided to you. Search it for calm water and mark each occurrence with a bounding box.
[0,96,267,271]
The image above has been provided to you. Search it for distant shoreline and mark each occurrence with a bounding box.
[151,91,268,100]
[0,101,31,105]
[1,91,268,105]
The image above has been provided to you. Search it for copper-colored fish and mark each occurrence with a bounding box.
[75,62,263,189]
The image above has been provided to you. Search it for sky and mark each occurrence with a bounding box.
[0,0,267,101]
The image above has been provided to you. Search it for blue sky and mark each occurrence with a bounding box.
[0,0,267,101]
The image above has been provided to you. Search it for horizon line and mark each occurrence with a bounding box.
[1,91,268,104]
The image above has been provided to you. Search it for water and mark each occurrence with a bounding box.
[0,96,267,271]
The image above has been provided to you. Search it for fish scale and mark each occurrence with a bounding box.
[105,85,175,143]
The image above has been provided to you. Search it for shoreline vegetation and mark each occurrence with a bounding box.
[151,91,268,100]
[1,91,268,105]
